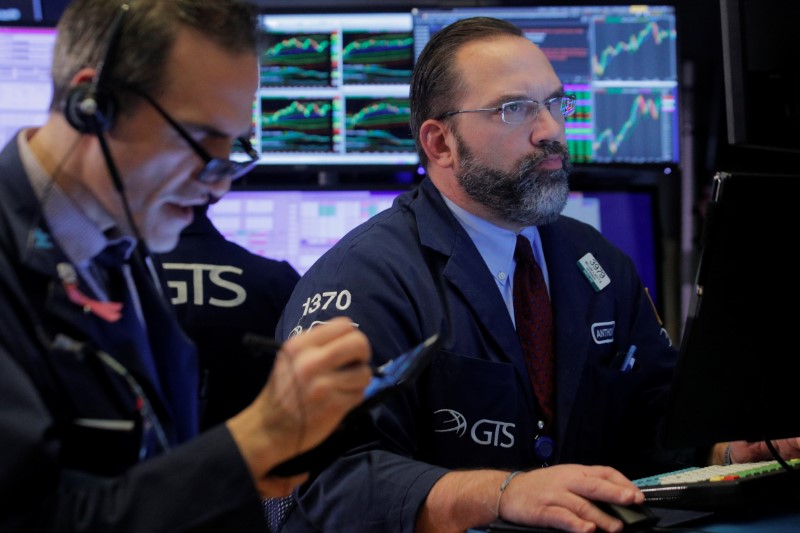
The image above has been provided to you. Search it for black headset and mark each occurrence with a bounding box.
[63,3,130,134]
[63,2,149,251]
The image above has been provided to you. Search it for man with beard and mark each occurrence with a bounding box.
[272,17,686,533]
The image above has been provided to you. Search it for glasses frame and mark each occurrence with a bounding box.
[126,87,259,184]
[438,94,577,125]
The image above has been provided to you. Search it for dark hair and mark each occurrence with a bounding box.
[409,17,524,169]
[50,0,258,115]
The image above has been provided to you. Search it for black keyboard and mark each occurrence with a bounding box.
[634,459,800,510]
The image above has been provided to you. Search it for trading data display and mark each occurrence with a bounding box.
[255,13,417,167]
[207,189,405,274]
[207,188,659,303]
[413,5,680,165]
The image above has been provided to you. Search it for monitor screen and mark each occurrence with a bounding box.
[661,171,800,448]
[564,189,660,307]
[720,0,800,155]
[0,24,56,148]
[206,187,660,308]
[207,188,405,275]
[0,1,38,23]
[250,12,417,169]
[412,5,680,166]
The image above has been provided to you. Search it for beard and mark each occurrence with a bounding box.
[454,131,572,227]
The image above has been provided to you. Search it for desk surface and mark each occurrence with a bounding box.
[468,503,800,533]
[683,506,800,532]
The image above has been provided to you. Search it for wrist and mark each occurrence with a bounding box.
[724,443,734,466]
[495,470,522,519]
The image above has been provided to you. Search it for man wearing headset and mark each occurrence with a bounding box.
[0,1,371,531]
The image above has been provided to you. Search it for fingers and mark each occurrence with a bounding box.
[283,317,370,366]
[499,465,643,533]
[281,318,371,386]
[226,318,373,481]
[572,465,644,504]
[731,437,800,462]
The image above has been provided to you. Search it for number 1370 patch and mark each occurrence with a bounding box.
[300,290,352,317]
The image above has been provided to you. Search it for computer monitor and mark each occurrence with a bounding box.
[412,5,680,167]
[207,188,405,275]
[661,171,800,449]
[249,12,417,171]
[565,188,660,307]
[720,0,800,156]
[0,24,56,148]
[206,187,661,310]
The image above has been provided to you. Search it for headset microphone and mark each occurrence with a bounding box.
[64,3,130,135]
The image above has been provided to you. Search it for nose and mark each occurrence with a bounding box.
[205,177,232,200]
[530,107,565,146]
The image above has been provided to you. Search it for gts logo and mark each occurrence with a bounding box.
[433,409,515,448]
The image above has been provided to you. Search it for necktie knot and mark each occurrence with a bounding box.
[95,240,131,269]
[514,234,534,263]
[93,240,135,303]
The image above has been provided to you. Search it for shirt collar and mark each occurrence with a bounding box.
[18,128,135,266]
[442,194,544,283]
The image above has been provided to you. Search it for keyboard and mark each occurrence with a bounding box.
[634,459,800,510]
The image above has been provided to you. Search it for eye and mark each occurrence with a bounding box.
[503,101,524,114]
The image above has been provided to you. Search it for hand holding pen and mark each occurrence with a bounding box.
[226,317,372,496]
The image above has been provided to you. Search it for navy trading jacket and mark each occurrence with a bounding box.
[276,177,683,532]
[0,137,267,531]
[159,206,300,429]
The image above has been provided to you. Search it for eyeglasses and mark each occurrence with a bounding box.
[129,88,259,184]
[438,95,577,125]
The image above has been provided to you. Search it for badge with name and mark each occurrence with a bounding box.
[577,253,610,292]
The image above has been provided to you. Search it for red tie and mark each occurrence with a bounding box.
[513,235,555,430]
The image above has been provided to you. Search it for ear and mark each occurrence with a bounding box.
[419,118,455,170]
[70,67,97,88]
[63,67,117,134]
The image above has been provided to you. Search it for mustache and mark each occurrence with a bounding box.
[518,143,570,174]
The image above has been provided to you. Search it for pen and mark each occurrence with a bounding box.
[242,333,284,353]
[621,344,637,372]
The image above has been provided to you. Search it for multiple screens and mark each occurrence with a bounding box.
[256,13,417,167]
[254,5,680,170]
[206,187,660,306]
[0,4,681,170]
[411,6,679,166]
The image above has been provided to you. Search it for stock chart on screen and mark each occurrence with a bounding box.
[413,5,680,166]
[255,13,417,167]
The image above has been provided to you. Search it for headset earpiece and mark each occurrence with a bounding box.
[63,3,129,135]
[64,81,117,134]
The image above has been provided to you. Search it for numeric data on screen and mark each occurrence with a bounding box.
[255,13,417,167]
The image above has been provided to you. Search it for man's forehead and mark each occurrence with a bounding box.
[455,37,560,99]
